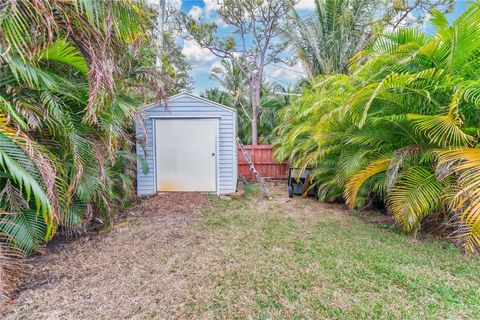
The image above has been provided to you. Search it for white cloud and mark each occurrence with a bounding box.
[188,5,203,20]
[189,58,221,94]
[295,0,315,10]
[186,0,222,22]
[191,63,214,76]
[268,61,306,84]
[204,0,220,16]
[167,0,182,10]
[145,0,182,9]
[209,60,223,72]
[181,39,216,63]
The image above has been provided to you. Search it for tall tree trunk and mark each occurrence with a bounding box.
[156,0,166,68]
[250,76,260,145]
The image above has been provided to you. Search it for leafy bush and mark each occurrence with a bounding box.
[0,0,164,297]
[275,5,480,254]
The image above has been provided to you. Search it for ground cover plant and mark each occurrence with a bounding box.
[275,4,480,254]
[2,184,479,319]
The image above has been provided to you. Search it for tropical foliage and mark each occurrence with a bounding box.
[283,0,379,78]
[283,0,454,80]
[202,59,291,144]
[275,4,480,254]
[0,0,164,297]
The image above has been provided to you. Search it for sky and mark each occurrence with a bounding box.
[171,0,471,94]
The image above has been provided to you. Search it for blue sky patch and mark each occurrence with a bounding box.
[175,0,470,93]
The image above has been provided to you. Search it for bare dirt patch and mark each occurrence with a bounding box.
[128,192,209,220]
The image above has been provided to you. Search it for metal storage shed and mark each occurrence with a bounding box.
[135,92,238,196]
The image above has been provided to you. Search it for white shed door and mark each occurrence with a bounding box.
[154,118,217,192]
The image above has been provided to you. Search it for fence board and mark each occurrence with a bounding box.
[237,145,288,179]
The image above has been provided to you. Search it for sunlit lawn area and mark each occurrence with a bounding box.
[197,187,480,319]
[4,184,480,319]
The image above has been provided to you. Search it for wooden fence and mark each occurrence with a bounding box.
[237,145,289,179]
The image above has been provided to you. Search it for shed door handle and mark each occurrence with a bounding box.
[211,152,215,156]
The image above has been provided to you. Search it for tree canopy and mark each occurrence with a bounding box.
[283,0,454,79]
[181,0,291,144]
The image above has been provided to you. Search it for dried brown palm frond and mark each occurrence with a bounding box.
[1,0,155,123]
[437,148,480,254]
[0,237,24,305]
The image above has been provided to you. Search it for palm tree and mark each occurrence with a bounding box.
[283,0,454,79]
[276,4,480,253]
[258,84,292,144]
[210,59,248,106]
[207,59,292,144]
[202,83,290,144]
[200,88,234,107]
[282,0,380,78]
[0,0,165,298]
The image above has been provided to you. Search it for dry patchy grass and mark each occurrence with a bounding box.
[2,183,480,319]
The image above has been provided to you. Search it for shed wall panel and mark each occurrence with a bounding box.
[136,93,237,196]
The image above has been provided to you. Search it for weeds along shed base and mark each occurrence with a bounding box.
[136,92,238,196]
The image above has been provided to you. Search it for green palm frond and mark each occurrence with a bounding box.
[346,68,446,127]
[38,39,88,74]
[387,166,444,234]
[407,113,473,147]
[275,2,480,255]
[0,210,46,254]
[454,80,480,107]
[0,0,161,297]
[370,28,428,55]
[431,2,480,74]
[430,10,450,32]
[0,132,52,225]
[282,0,379,78]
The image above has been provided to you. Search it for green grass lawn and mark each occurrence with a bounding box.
[5,184,479,319]
[195,187,480,319]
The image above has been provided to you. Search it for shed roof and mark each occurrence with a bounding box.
[141,92,237,113]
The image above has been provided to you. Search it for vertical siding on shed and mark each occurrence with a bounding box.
[136,93,237,196]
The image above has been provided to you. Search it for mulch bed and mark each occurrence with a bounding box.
[135,192,210,216]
